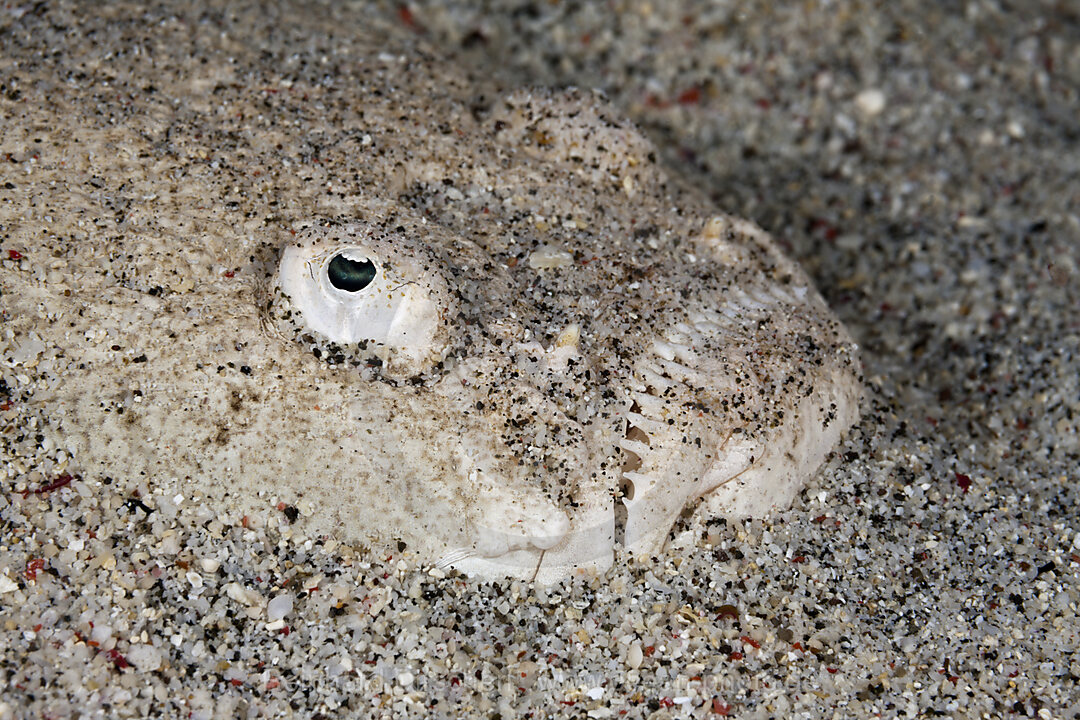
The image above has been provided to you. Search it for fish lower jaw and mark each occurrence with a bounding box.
[440,487,616,583]
[447,519,615,584]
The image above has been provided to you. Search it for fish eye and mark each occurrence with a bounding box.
[328,254,376,292]
[277,225,458,378]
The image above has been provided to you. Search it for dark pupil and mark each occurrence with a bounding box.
[327,254,376,292]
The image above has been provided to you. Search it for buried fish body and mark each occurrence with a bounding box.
[0,2,860,582]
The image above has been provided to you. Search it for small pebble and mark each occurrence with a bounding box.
[126,644,163,673]
[854,88,886,117]
[267,593,293,622]
[528,246,574,269]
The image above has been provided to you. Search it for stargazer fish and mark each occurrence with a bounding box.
[0,2,860,582]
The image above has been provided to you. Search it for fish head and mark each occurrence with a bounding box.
[262,87,862,581]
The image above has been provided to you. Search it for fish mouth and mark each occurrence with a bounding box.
[433,294,861,582]
[430,318,761,581]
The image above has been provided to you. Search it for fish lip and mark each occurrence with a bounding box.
[437,498,615,583]
[473,510,571,557]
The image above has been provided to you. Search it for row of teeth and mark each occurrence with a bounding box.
[616,283,791,540]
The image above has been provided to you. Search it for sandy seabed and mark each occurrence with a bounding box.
[1,1,1078,718]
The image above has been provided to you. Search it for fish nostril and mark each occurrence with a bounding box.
[327,254,376,292]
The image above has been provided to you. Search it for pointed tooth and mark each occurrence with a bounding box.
[670,343,699,366]
[639,366,673,391]
[618,438,652,457]
[747,287,777,307]
[691,311,734,335]
[760,284,794,304]
[629,390,667,415]
[650,340,676,361]
[663,325,694,345]
[656,356,699,382]
[673,321,697,336]
[622,471,661,499]
[731,287,768,312]
[689,307,720,324]
[626,411,664,435]
[693,321,731,340]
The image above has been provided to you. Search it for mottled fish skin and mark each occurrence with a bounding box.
[0,1,859,582]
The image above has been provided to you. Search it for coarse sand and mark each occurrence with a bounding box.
[1,1,1078,718]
